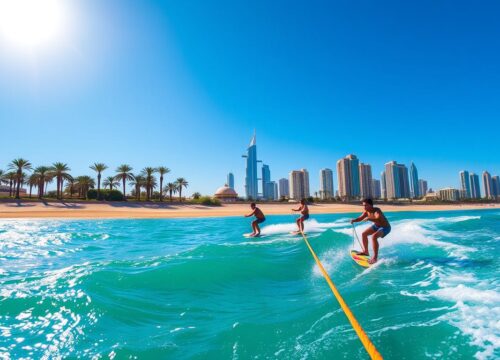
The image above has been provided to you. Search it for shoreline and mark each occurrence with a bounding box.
[0,200,498,220]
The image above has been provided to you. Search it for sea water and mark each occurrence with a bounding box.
[0,210,498,359]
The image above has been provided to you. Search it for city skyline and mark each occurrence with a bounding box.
[1,1,499,197]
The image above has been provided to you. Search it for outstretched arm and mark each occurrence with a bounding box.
[292,205,303,212]
[245,209,256,217]
[351,212,367,224]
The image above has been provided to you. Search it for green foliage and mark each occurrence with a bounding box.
[306,196,314,203]
[192,192,201,199]
[87,189,124,201]
[190,196,221,206]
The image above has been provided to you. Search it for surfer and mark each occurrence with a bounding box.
[350,198,391,264]
[244,202,266,237]
[292,199,309,234]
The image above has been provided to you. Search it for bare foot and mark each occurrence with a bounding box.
[368,258,377,264]
[356,251,369,256]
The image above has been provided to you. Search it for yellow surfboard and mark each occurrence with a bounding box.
[350,250,371,268]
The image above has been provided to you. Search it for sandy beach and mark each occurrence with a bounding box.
[0,200,498,219]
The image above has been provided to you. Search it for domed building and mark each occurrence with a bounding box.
[214,185,238,202]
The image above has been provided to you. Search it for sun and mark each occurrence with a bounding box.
[0,0,67,50]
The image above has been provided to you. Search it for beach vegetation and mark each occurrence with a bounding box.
[87,189,124,201]
[192,192,201,199]
[90,163,108,199]
[156,166,170,202]
[176,178,188,202]
[50,162,72,200]
[103,176,119,190]
[165,182,177,202]
[190,196,221,206]
[114,165,134,201]
[141,167,157,201]
[8,158,32,199]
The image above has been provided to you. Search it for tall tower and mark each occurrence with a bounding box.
[470,173,481,199]
[279,178,289,199]
[482,171,493,199]
[262,164,271,199]
[410,162,419,198]
[336,155,360,200]
[227,173,234,189]
[359,163,373,199]
[385,161,410,199]
[492,176,500,199]
[289,169,309,201]
[459,171,471,199]
[319,168,334,200]
[242,133,259,200]
[381,171,387,199]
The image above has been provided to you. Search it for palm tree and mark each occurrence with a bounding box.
[114,165,134,201]
[165,182,177,202]
[129,174,145,201]
[103,176,119,190]
[8,158,32,199]
[28,173,38,198]
[141,167,157,201]
[75,176,95,199]
[175,177,188,202]
[156,166,170,202]
[90,163,108,199]
[65,178,76,198]
[50,162,72,200]
[32,166,51,199]
[5,172,16,197]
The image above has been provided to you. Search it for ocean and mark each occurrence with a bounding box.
[0,209,498,359]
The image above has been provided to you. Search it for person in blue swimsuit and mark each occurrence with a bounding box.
[350,198,391,264]
[292,199,309,234]
[244,203,266,237]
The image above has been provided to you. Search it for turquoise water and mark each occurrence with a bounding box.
[0,210,499,359]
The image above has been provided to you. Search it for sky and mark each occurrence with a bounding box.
[0,0,499,196]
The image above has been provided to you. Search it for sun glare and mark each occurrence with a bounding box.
[0,0,67,50]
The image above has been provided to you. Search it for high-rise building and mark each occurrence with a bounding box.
[319,168,334,200]
[381,171,387,199]
[264,180,276,201]
[372,179,381,199]
[459,171,471,199]
[470,173,481,199]
[262,164,271,199]
[418,179,428,197]
[359,163,373,199]
[227,173,234,189]
[385,161,410,199]
[289,169,309,201]
[242,133,259,200]
[410,162,419,198]
[439,188,460,202]
[492,176,500,199]
[482,171,493,199]
[279,178,289,199]
[336,155,360,200]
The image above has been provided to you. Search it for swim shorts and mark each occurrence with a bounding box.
[300,214,309,221]
[371,224,391,237]
[255,217,266,224]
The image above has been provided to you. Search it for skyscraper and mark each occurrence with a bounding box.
[242,133,258,200]
[262,164,271,199]
[381,171,387,199]
[418,179,428,197]
[264,181,276,201]
[410,162,419,198]
[385,161,410,199]
[336,155,360,200]
[492,176,500,199]
[470,173,481,199]
[279,178,289,199]
[482,171,493,199]
[273,181,279,201]
[319,168,334,200]
[289,169,309,201]
[459,171,471,199]
[227,173,234,189]
[359,163,373,198]
[372,179,381,199]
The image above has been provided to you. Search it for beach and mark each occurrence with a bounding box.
[0,200,498,219]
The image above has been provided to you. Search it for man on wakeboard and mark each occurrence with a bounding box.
[292,198,309,234]
[350,198,391,264]
[244,202,266,237]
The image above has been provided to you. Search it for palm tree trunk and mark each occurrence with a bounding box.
[122,179,126,201]
[29,184,33,198]
[160,177,163,202]
[179,187,182,202]
[16,174,21,199]
[98,173,101,199]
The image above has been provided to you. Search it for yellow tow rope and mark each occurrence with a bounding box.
[299,230,383,360]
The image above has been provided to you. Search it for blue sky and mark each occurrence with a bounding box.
[1,0,499,196]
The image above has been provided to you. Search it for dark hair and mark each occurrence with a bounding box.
[301,198,306,204]
[250,202,256,207]
[362,198,373,206]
